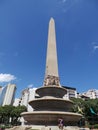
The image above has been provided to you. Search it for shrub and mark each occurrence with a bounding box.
[94,124,98,129]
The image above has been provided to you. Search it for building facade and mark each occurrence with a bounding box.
[0,86,2,95]
[0,84,16,106]
[20,87,37,112]
[62,86,77,99]
[13,98,21,106]
[81,89,98,99]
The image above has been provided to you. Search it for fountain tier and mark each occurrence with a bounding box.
[29,97,73,111]
[22,111,82,125]
[21,86,82,125]
[36,86,67,98]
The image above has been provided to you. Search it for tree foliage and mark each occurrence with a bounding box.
[71,98,98,125]
[0,105,27,126]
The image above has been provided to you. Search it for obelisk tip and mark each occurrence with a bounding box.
[50,17,54,23]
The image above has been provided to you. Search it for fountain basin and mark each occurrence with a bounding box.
[36,86,67,98]
[29,97,73,111]
[21,111,82,125]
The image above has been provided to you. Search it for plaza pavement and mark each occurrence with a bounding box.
[5,125,91,130]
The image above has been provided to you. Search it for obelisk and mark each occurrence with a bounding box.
[21,18,82,126]
[44,18,60,87]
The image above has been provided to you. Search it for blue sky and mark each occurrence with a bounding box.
[0,0,98,98]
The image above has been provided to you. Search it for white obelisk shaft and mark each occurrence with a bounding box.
[45,18,59,77]
[44,18,60,87]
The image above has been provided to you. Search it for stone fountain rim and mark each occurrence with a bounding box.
[36,86,67,96]
[21,111,82,117]
[36,86,67,90]
[29,96,73,104]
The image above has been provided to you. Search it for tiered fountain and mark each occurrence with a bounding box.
[21,18,82,126]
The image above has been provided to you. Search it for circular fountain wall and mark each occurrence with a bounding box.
[21,86,82,125]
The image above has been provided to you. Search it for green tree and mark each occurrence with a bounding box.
[0,106,5,124]
[0,105,27,126]
[3,105,15,125]
[83,99,98,125]
[11,106,27,125]
[71,98,98,125]
[71,98,85,114]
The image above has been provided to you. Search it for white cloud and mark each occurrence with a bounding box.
[58,0,67,4]
[0,73,16,82]
[94,45,98,50]
[62,0,67,3]
[92,42,98,51]
[27,84,34,88]
[59,0,79,13]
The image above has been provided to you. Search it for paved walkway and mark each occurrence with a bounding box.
[5,126,91,130]
[5,126,31,130]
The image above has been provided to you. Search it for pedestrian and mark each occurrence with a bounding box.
[58,118,64,130]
